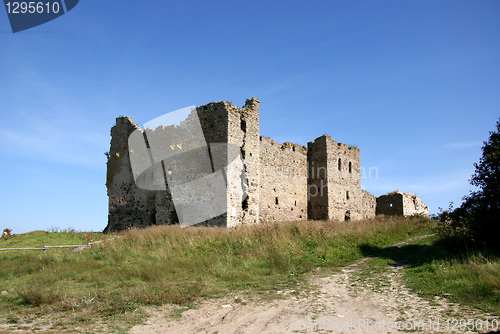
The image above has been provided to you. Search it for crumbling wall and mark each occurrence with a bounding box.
[259,137,307,222]
[105,117,158,232]
[375,191,404,216]
[307,136,329,220]
[106,99,261,232]
[106,98,426,232]
[376,191,429,217]
[360,190,376,219]
[196,98,261,227]
[307,135,373,221]
[402,192,430,217]
[238,98,261,225]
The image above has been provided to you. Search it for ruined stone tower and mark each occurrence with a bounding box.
[307,135,375,221]
[105,98,427,232]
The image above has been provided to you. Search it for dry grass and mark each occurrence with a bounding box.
[0,216,434,332]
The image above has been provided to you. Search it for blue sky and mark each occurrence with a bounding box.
[1,0,499,233]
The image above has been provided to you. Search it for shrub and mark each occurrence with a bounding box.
[2,228,13,240]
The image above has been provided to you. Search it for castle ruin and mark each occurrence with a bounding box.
[376,191,430,217]
[105,98,428,232]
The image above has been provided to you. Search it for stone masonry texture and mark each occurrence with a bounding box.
[105,98,428,232]
[376,191,430,217]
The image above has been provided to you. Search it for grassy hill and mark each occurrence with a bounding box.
[1,216,497,332]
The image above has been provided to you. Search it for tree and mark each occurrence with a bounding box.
[469,119,500,211]
[439,118,500,249]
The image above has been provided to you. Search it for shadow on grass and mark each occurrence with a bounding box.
[359,237,500,316]
[359,243,428,267]
[358,237,499,268]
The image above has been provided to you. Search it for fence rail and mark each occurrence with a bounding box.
[0,238,118,254]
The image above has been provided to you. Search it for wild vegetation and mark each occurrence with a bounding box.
[0,216,432,331]
[413,118,500,315]
[404,236,500,314]
[436,118,500,250]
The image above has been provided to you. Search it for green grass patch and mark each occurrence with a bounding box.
[0,216,434,331]
[1,229,106,247]
[403,238,500,315]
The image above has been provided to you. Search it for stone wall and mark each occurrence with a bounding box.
[376,191,429,217]
[196,98,261,227]
[105,117,159,232]
[234,98,261,226]
[360,190,377,220]
[106,99,261,231]
[307,136,329,220]
[307,135,374,221]
[105,98,427,232]
[402,192,430,217]
[259,137,308,222]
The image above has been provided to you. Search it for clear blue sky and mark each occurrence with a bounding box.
[1,1,499,233]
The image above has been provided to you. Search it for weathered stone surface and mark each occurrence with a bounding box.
[105,117,158,232]
[259,137,308,222]
[307,135,376,222]
[376,191,429,217]
[105,98,428,232]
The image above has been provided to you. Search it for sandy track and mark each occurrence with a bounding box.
[130,235,498,334]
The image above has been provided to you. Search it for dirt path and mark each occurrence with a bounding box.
[129,235,498,334]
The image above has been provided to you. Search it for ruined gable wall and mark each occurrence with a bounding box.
[105,117,157,232]
[402,192,430,217]
[106,104,230,232]
[376,191,429,217]
[106,100,261,232]
[376,191,405,216]
[151,99,260,228]
[259,136,308,222]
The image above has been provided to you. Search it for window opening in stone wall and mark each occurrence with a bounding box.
[345,210,351,221]
[275,197,279,205]
[349,161,352,173]
[338,158,342,171]
[389,203,393,208]
[151,208,157,225]
[346,191,350,200]
[294,200,297,206]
